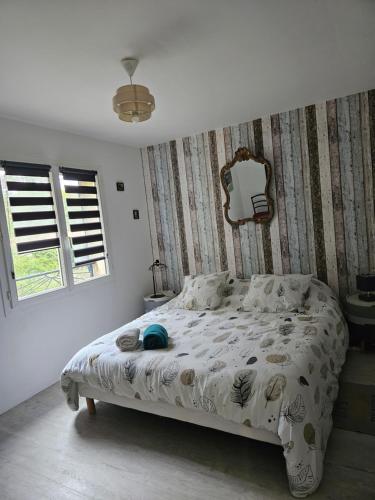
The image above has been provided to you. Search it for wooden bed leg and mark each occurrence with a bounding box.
[86,398,96,415]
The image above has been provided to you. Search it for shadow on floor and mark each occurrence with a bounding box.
[73,400,288,491]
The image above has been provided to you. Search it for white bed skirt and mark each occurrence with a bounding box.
[78,382,281,447]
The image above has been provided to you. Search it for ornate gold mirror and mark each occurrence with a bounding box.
[220,147,273,225]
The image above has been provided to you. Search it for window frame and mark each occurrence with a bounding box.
[0,191,14,314]
[0,163,111,312]
[58,166,111,288]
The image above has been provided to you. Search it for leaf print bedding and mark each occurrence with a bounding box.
[61,280,348,498]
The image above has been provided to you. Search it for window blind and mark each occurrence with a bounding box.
[2,161,60,253]
[59,167,106,267]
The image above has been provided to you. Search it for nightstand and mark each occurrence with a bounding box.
[144,291,175,313]
[345,294,375,350]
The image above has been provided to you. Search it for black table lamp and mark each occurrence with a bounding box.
[356,274,375,302]
[149,260,167,298]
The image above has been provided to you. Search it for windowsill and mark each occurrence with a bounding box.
[17,284,65,302]
[7,272,112,313]
[72,271,110,288]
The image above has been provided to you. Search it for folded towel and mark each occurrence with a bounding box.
[116,328,140,352]
[143,324,168,350]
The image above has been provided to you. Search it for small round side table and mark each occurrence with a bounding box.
[345,294,375,351]
[144,291,174,313]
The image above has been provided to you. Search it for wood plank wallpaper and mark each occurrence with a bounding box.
[141,89,375,299]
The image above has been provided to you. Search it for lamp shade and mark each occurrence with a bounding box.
[113,84,155,123]
[356,274,375,292]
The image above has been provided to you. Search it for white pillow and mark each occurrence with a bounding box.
[177,271,229,310]
[220,278,251,311]
[304,278,340,315]
[242,274,313,313]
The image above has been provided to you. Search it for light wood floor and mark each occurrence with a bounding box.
[0,383,374,500]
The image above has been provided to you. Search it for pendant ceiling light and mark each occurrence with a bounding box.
[113,57,155,123]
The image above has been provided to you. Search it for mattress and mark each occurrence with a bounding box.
[61,281,348,497]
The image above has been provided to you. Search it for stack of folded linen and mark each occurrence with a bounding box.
[115,328,140,352]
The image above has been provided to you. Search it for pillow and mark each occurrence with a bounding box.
[304,278,341,315]
[242,274,313,312]
[177,271,229,310]
[220,278,251,311]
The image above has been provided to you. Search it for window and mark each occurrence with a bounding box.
[0,161,109,305]
[59,167,108,284]
[0,162,64,299]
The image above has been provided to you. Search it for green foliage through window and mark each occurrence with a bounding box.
[13,249,60,278]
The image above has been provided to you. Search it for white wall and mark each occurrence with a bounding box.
[0,117,152,414]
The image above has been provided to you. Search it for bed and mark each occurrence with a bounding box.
[61,278,348,497]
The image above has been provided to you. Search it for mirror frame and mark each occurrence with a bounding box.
[220,147,274,226]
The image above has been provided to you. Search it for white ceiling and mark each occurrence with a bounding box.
[0,0,374,148]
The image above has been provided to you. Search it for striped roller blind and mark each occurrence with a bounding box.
[2,161,60,254]
[60,167,106,267]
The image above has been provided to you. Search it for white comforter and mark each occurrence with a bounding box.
[61,283,348,497]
